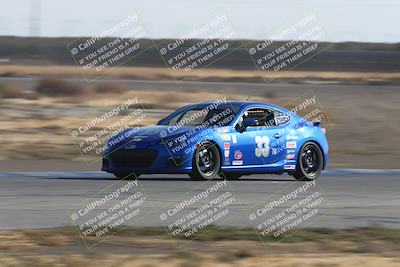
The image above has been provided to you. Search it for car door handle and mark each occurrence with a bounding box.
[274,133,280,139]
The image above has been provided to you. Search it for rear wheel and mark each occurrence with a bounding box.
[190,141,221,180]
[113,173,140,180]
[293,142,323,181]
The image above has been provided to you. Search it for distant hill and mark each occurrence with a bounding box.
[0,36,399,72]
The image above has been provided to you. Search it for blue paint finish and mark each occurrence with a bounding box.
[102,101,329,175]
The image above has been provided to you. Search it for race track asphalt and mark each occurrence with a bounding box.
[0,171,399,230]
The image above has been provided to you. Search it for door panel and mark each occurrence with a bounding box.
[226,106,289,166]
[243,126,287,165]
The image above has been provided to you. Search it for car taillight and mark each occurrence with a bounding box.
[321,128,326,134]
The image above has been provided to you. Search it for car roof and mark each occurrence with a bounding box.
[187,101,287,111]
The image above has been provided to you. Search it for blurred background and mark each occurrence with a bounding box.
[0,1,399,266]
[1,0,399,171]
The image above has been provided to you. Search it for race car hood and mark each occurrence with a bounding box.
[108,125,205,147]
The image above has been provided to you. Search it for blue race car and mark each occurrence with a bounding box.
[102,101,328,181]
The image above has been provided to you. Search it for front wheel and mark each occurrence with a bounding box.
[292,142,323,181]
[190,141,221,180]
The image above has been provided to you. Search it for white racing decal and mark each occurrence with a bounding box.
[224,150,230,158]
[286,154,295,160]
[234,150,243,160]
[255,136,270,158]
[221,135,230,141]
[286,141,297,149]
[224,143,230,150]
[286,135,299,140]
[284,165,296,170]
[232,135,237,144]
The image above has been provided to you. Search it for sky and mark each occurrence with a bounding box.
[2,0,399,43]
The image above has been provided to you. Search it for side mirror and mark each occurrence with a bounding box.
[239,118,257,132]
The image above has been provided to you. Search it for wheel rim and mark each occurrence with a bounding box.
[301,144,320,177]
[197,144,217,177]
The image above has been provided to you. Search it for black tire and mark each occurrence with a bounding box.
[293,142,323,181]
[190,141,221,180]
[219,173,242,180]
[113,173,140,180]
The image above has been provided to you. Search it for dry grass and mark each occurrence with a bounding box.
[35,77,91,97]
[0,227,399,267]
[0,83,33,99]
[95,83,127,94]
[0,255,399,267]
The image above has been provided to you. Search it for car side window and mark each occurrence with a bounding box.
[239,108,290,128]
[241,108,276,127]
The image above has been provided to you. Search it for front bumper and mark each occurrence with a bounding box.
[101,144,192,174]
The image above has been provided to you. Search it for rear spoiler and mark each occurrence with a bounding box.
[313,121,321,127]
[313,120,326,134]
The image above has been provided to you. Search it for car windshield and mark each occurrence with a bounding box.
[158,104,238,127]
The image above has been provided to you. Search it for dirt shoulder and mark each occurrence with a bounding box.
[0,226,399,267]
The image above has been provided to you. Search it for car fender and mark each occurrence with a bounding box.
[296,130,329,170]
